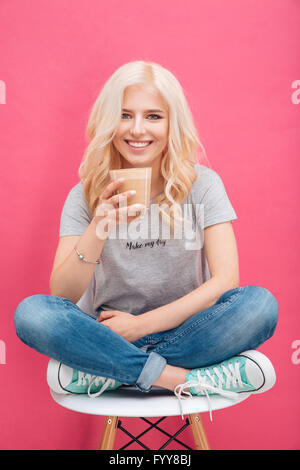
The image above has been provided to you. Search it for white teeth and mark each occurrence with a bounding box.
[127,141,151,148]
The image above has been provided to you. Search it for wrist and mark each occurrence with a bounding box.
[136,312,153,337]
[91,215,110,240]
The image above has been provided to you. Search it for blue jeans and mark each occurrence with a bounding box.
[14,285,278,393]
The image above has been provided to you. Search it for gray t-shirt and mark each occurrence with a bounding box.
[59,164,237,317]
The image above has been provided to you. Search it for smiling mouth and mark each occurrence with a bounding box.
[125,140,153,149]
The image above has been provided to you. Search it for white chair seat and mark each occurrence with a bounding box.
[50,385,251,418]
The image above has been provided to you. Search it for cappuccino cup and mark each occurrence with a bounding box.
[109,167,152,215]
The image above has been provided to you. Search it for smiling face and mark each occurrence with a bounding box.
[112,84,169,172]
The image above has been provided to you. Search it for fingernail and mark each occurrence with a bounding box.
[129,190,136,195]
[118,178,125,183]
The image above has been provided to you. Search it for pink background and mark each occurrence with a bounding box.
[1,0,299,450]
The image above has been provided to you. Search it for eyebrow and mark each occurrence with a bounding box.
[122,108,165,114]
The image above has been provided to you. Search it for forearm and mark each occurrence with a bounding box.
[138,276,239,335]
[50,217,107,304]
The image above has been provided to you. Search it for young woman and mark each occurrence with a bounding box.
[14,61,278,419]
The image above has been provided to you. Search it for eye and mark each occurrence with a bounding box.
[121,113,162,120]
[148,114,162,120]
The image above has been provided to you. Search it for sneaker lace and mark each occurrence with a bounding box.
[87,376,117,398]
[174,361,243,421]
[76,372,117,398]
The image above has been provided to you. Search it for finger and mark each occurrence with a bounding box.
[101,311,118,318]
[95,203,148,239]
[98,311,109,321]
[109,190,136,208]
[100,178,125,201]
[100,311,110,318]
[95,201,115,218]
[98,313,110,324]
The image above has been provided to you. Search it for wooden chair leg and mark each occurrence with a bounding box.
[98,416,119,450]
[188,413,210,450]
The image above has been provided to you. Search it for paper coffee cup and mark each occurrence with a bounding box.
[109,167,152,210]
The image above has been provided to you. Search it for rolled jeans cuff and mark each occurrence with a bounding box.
[135,352,167,393]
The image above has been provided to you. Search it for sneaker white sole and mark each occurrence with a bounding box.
[238,350,276,394]
[47,358,72,394]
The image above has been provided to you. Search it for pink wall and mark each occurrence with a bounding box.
[1,0,299,450]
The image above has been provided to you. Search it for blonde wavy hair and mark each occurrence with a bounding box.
[78,60,208,235]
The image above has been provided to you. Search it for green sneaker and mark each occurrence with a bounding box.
[47,358,123,397]
[174,350,276,420]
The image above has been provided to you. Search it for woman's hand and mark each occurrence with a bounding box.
[93,179,147,239]
[98,310,146,343]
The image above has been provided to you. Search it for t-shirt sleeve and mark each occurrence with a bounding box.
[195,167,238,229]
[59,182,92,236]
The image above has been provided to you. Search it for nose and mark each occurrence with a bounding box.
[129,116,146,137]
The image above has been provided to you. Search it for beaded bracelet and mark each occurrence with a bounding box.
[74,246,101,264]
